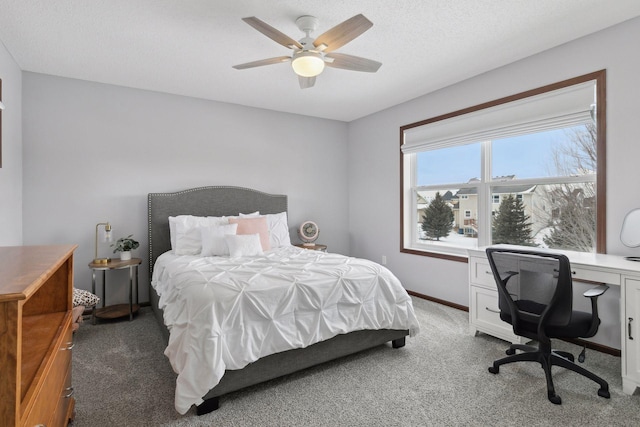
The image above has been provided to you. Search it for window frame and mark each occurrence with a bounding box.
[0,78,3,168]
[400,70,607,261]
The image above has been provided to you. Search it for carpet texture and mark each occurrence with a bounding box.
[71,297,640,426]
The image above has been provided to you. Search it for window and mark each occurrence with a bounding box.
[400,71,606,259]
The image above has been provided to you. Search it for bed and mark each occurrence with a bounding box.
[148,186,420,415]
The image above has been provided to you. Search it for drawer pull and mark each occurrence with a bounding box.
[62,341,74,351]
[629,318,634,340]
[485,270,492,275]
[485,307,500,314]
[63,386,75,398]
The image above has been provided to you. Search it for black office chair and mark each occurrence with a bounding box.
[485,248,610,404]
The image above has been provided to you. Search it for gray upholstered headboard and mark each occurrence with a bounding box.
[147,186,288,278]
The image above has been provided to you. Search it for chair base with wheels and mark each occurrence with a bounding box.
[488,340,610,404]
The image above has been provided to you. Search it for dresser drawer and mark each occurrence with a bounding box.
[50,363,74,427]
[471,286,504,329]
[470,285,524,344]
[22,320,73,427]
[469,257,496,289]
[571,267,620,286]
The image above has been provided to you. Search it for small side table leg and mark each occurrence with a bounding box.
[102,270,107,308]
[129,265,133,321]
[91,270,97,325]
[135,265,139,306]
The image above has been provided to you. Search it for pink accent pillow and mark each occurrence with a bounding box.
[228,217,271,251]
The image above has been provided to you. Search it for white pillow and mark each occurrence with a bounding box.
[169,215,189,250]
[225,234,263,257]
[266,212,291,248]
[171,216,228,255]
[200,223,238,256]
[239,211,260,218]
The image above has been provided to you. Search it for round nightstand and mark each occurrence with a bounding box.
[89,257,141,323]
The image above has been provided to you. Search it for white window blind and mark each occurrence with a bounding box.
[401,81,595,154]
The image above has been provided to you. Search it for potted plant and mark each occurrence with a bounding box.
[111,234,139,260]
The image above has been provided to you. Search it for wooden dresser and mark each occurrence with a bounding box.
[0,245,77,427]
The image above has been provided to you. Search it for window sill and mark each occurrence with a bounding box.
[401,247,468,263]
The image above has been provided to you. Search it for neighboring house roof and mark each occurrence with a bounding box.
[441,190,454,201]
[456,185,536,195]
[417,189,456,201]
[456,176,536,196]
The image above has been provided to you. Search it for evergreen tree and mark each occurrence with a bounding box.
[492,194,535,246]
[422,192,454,241]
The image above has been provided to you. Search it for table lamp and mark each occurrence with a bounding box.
[621,209,640,262]
[94,222,112,264]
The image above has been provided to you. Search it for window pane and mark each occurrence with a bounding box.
[492,124,595,180]
[490,182,596,252]
[417,143,481,186]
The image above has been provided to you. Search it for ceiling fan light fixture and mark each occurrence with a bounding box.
[291,51,325,77]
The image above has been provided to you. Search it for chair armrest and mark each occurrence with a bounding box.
[583,284,609,299]
[582,284,608,338]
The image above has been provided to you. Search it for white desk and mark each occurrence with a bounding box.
[468,244,640,395]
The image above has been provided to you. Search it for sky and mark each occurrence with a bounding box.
[416,127,584,186]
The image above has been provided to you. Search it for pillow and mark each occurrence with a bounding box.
[225,234,263,257]
[171,216,228,255]
[265,212,292,248]
[73,288,100,307]
[228,217,271,251]
[200,223,238,256]
[238,211,291,248]
[169,215,187,250]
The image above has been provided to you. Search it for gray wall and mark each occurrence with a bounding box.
[0,41,22,245]
[22,73,349,304]
[347,16,640,349]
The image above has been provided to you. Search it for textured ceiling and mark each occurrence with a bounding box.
[1,0,639,122]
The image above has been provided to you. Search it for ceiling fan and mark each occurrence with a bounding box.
[232,14,382,89]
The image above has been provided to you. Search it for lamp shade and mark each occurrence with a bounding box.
[621,208,640,248]
[291,52,325,77]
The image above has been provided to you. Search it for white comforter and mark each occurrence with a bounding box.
[151,246,420,414]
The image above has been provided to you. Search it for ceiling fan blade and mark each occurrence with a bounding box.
[325,53,381,72]
[233,56,291,70]
[299,76,316,89]
[242,17,303,50]
[313,14,373,53]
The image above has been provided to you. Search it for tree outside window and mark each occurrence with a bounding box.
[421,192,454,241]
[492,194,535,246]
